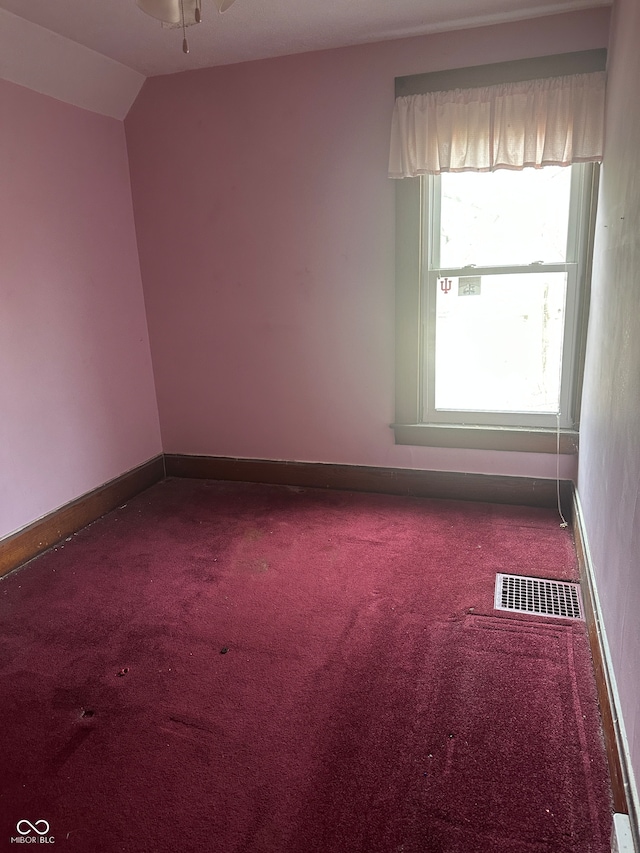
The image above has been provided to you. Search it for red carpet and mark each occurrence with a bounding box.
[0,479,612,852]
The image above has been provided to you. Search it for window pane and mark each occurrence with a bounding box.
[433,273,567,413]
[439,168,572,268]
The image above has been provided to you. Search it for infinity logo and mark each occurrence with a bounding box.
[16,820,50,836]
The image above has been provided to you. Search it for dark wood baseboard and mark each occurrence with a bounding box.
[165,454,573,513]
[572,491,629,817]
[1,451,573,573]
[0,455,165,579]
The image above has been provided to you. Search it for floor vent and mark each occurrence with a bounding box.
[494,574,584,620]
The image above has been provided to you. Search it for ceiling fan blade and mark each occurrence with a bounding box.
[137,0,182,25]
[213,0,237,12]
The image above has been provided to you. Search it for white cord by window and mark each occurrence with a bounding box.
[556,411,569,528]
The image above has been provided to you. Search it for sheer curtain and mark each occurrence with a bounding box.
[388,71,606,177]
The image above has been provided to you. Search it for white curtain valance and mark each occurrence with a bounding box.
[388,71,606,177]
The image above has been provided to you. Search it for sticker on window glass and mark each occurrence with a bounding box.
[458,276,481,296]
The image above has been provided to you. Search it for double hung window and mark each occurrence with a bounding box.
[425,163,595,429]
[390,53,605,453]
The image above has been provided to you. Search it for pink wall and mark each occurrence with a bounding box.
[0,79,162,540]
[578,0,640,811]
[126,9,609,479]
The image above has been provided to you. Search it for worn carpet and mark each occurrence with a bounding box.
[0,479,612,852]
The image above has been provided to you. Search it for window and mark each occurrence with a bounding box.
[391,54,604,454]
[394,164,597,452]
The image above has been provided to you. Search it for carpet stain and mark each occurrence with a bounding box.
[237,557,269,574]
[51,727,94,772]
[186,564,222,585]
[168,714,216,735]
[243,528,264,543]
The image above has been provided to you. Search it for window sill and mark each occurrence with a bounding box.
[393,423,579,454]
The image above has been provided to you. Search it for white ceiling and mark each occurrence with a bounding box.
[0,0,609,118]
[0,0,610,77]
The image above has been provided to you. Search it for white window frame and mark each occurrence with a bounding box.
[393,163,598,454]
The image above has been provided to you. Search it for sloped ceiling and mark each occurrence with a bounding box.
[0,0,610,118]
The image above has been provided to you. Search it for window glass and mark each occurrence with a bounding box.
[439,167,572,268]
[434,272,567,413]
